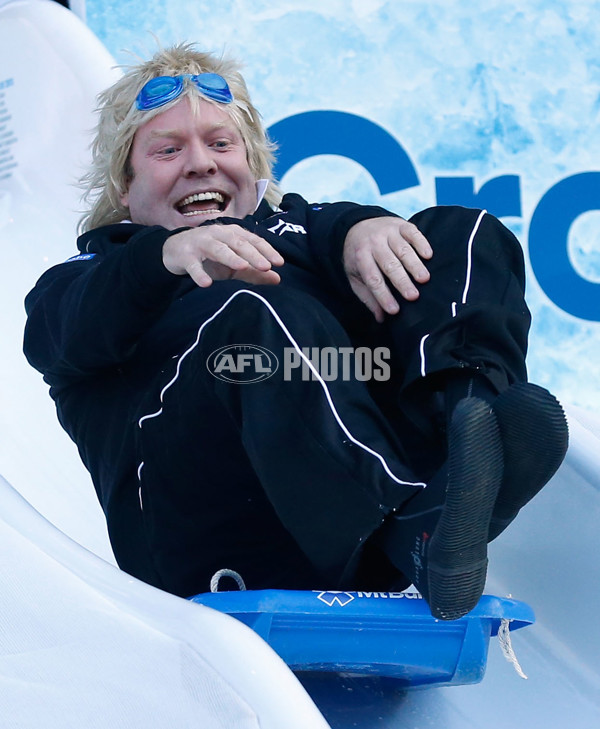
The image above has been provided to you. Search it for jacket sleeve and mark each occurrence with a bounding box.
[278,193,401,296]
[24,225,183,384]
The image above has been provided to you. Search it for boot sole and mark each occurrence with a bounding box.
[428,398,503,620]
[489,383,569,540]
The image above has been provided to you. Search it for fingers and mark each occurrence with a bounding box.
[372,227,431,300]
[348,278,386,323]
[226,229,285,269]
[396,218,433,260]
[163,225,284,287]
[348,246,401,317]
[343,217,433,318]
[233,268,282,286]
[201,260,282,287]
[185,259,215,287]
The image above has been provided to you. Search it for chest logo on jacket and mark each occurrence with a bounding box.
[267,218,307,236]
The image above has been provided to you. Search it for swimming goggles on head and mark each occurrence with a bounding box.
[135,73,233,111]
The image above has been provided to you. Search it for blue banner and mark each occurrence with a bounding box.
[85,0,600,410]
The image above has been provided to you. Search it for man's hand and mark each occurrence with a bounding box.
[163,224,284,286]
[343,217,432,322]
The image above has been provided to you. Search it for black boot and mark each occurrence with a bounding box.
[377,397,503,620]
[489,382,569,541]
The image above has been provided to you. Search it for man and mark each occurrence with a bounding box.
[24,44,568,620]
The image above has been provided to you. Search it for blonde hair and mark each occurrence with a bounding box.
[79,43,282,232]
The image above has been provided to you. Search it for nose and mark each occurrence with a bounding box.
[183,141,217,177]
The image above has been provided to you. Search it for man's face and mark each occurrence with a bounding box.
[120,97,258,229]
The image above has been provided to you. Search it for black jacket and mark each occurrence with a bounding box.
[25,194,394,394]
[23,193,395,580]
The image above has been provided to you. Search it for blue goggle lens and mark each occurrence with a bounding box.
[136,73,233,111]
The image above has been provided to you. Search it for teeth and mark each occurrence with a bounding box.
[182,210,221,217]
[179,191,225,206]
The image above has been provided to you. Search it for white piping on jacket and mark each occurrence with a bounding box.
[461,209,487,305]
[419,209,487,378]
[136,288,425,489]
[419,334,430,378]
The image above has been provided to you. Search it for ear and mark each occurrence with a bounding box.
[119,157,135,208]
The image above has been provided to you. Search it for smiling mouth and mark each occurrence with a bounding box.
[176,191,228,217]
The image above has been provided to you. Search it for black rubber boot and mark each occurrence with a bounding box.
[489,382,569,541]
[378,397,503,620]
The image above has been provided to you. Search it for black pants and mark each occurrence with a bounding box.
[132,207,530,597]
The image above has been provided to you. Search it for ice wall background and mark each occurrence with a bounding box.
[84,0,600,412]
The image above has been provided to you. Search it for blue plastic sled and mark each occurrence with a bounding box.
[190,589,534,689]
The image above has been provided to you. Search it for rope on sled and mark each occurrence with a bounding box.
[498,618,528,679]
[210,568,246,593]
